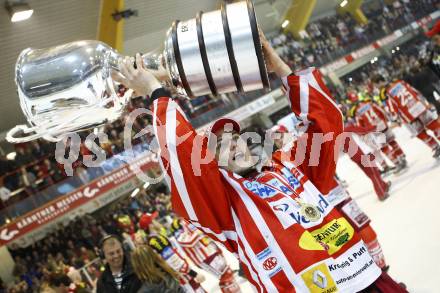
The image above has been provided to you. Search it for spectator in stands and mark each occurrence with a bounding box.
[35,160,54,187]
[80,223,95,249]
[20,167,37,194]
[426,19,440,78]
[31,141,45,158]
[14,146,33,166]
[46,273,73,293]
[404,62,440,113]
[75,166,90,185]
[0,155,13,175]
[0,183,11,205]
[96,235,142,293]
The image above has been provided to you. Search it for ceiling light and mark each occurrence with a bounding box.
[143,182,150,189]
[281,20,290,28]
[6,2,33,22]
[396,46,400,51]
[391,49,395,54]
[340,0,348,8]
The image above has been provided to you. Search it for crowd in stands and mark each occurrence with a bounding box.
[3,184,172,293]
[270,0,438,69]
[339,36,440,112]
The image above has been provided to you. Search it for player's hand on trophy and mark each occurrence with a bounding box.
[112,53,162,97]
[259,30,291,77]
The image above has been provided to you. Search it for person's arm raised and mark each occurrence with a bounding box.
[260,31,343,194]
[113,55,236,250]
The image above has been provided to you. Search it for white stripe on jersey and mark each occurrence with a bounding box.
[307,72,341,115]
[190,222,237,243]
[183,244,204,265]
[230,207,264,293]
[281,76,292,109]
[231,209,278,293]
[153,99,171,187]
[299,75,310,130]
[165,100,198,221]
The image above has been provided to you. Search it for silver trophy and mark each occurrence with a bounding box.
[7,0,269,143]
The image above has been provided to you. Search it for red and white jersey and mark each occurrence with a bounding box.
[353,101,389,132]
[152,68,381,292]
[175,221,222,267]
[384,80,430,123]
[148,234,190,276]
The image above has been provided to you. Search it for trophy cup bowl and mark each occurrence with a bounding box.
[7,0,269,143]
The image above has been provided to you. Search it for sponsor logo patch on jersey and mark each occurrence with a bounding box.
[161,246,173,260]
[299,218,354,255]
[265,178,293,195]
[269,194,331,229]
[300,262,337,293]
[243,180,278,198]
[286,174,301,191]
[263,257,278,271]
[257,247,282,277]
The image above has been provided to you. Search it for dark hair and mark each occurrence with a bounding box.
[49,273,71,287]
[371,74,386,84]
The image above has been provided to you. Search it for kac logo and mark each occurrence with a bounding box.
[263,257,278,271]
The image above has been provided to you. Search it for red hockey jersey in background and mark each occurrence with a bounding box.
[383,80,431,123]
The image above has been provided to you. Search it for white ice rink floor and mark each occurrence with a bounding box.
[201,126,440,293]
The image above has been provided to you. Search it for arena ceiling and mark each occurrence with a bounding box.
[0,0,344,138]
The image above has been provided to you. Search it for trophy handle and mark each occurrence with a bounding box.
[6,88,134,143]
[6,125,57,143]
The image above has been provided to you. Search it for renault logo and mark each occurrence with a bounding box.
[313,270,328,289]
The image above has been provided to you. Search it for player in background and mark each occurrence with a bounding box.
[349,95,407,172]
[170,218,241,293]
[345,90,397,175]
[372,75,440,158]
[136,213,206,293]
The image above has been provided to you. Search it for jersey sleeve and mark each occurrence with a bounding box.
[281,68,344,195]
[150,90,236,250]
